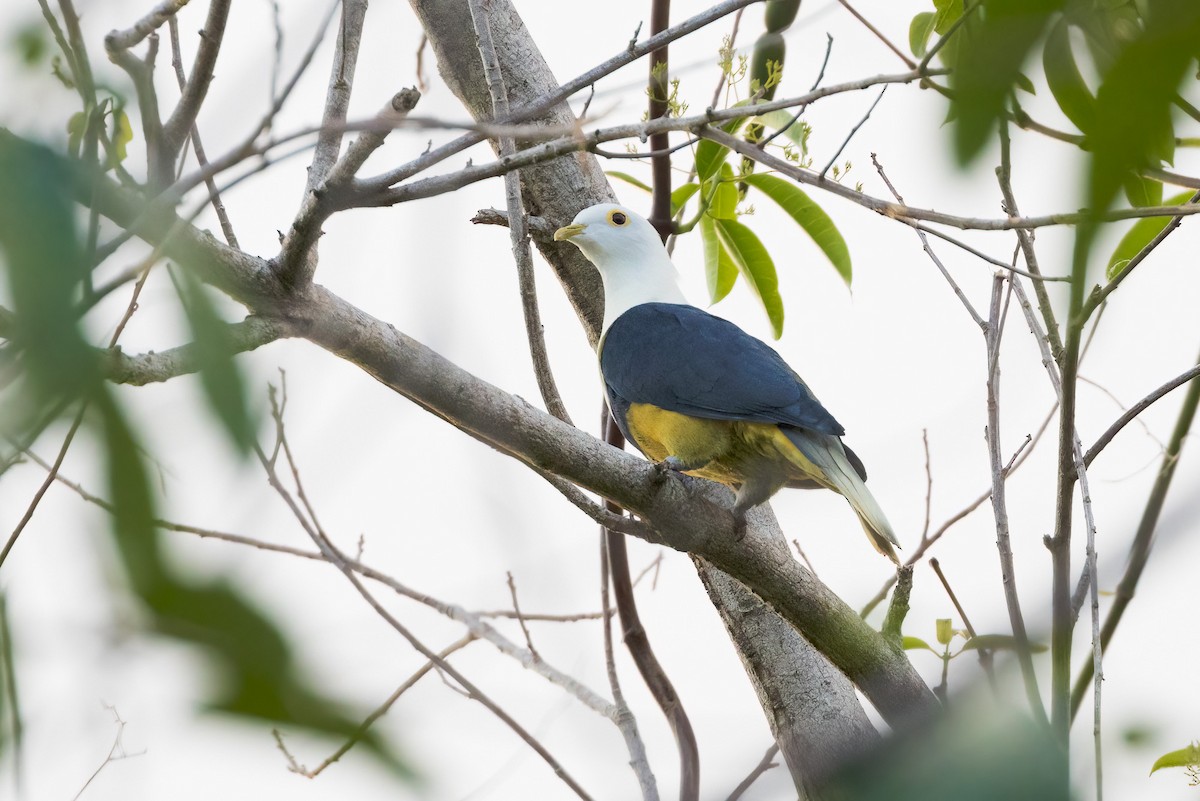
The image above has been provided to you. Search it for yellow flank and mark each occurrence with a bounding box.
[625,403,827,488]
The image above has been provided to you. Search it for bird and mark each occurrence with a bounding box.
[554,202,900,562]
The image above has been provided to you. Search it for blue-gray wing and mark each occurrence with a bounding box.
[600,302,844,436]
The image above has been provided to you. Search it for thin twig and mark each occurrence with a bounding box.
[1069,346,1200,722]
[1081,189,1200,321]
[505,572,540,662]
[1084,365,1200,467]
[167,16,238,247]
[600,533,660,801]
[305,0,368,195]
[725,744,780,801]
[859,422,1043,617]
[872,153,984,329]
[104,0,191,51]
[997,120,1061,359]
[294,635,476,778]
[362,0,761,192]
[920,430,932,540]
[819,86,886,179]
[1009,274,1102,782]
[836,0,916,68]
[255,426,597,800]
[468,0,572,424]
[983,273,1047,726]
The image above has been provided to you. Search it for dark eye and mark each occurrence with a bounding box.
[610,211,627,226]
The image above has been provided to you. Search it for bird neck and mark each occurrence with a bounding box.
[600,258,688,334]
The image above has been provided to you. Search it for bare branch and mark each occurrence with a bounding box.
[468,0,572,423]
[725,744,780,801]
[104,0,191,51]
[983,273,1047,726]
[1084,364,1200,467]
[305,0,369,195]
[160,0,231,182]
[104,316,288,386]
[871,154,985,329]
[599,535,659,801]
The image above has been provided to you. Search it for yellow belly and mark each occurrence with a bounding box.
[624,403,824,487]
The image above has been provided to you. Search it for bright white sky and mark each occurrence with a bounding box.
[1,1,1198,799]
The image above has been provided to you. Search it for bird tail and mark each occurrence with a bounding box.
[780,428,901,563]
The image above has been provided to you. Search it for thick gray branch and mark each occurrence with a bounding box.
[70,150,938,735]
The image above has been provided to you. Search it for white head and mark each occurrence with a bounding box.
[554,203,687,333]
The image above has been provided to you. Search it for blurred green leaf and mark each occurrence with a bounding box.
[910,11,937,57]
[699,214,738,303]
[1149,743,1200,775]
[742,173,852,286]
[902,635,937,653]
[670,182,700,217]
[98,393,409,776]
[172,268,257,455]
[950,0,1063,165]
[1014,72,1037,94]
[109,108,133,169]
[713,218,783,338]
[828,708,1064,800]
[0,593,17,762]
[753,110,810,153]
[1085,0,1199,213]
[607,171,652,193]
[13,22,48,65]
[961,634,1048,652]
[1105,190,1193,279]
[935,618,954,645]
[1043,17,1096,132]
[0,132,99,407]
[98,392,162,594]
[1123,175,1162,208]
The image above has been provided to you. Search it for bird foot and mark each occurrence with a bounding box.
[652,457,683,486]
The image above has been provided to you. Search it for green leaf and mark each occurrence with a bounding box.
[671,182,700,217]
[606,171,652,193]
[173,269,257,454]
[909,12,937,57]
[742,173,852,286]
[707,163,740,220]
[98,391,162,594]
[712,218,783,338]
[699,214,738,303]
[935,618,954,646]
[66,110,86,157]
[950,0,1062,164]
[1123,174,1162,208]
[962,634,1049,652]
[694,109,751,182]
[902,635,937,653]
[753,110,810,153]
[0,133,98,407]
[1149,743,1200,775]
[1086,0,1200,213]
[96,391,411,777]
[1105,190,1193,279]
[1014,72,1036,94]
[109,108,133,169]
[933,0,964,35]
[1043,17,1096,132]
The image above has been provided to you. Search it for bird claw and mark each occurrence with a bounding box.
[652,457,684,485]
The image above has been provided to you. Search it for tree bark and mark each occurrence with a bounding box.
[406,0,905,792]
